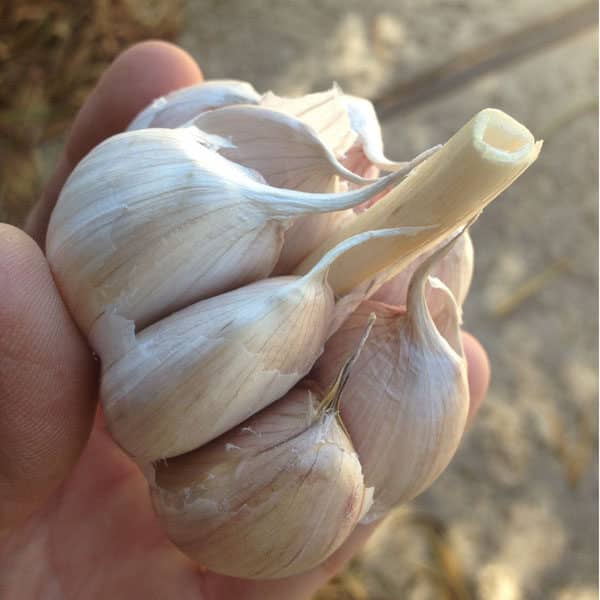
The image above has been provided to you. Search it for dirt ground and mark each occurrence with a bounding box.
[178,2,598,599]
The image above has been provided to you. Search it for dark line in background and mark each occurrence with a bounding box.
[374,1,598,119]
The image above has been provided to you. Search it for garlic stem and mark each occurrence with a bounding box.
[294,109,542,296]
[303,226,428,285]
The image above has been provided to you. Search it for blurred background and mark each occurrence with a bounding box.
[1,1,597,598]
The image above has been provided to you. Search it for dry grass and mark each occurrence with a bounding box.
[315,512,474,600]
[0,0,182,226]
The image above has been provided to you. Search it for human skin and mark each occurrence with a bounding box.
[0,41,490,600]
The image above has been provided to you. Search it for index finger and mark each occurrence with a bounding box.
[26,41,203,246]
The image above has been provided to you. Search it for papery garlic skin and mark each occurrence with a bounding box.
[372,229,474,312]
[260,87,357,158]
[190,104,374,192]
[151,387,370,579]
[127,80,261,130]
[47,127,403,335]
[312,251,469,522]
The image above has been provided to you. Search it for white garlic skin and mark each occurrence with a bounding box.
[190,104,372,193]
[47,127,401,336]
[312,275,469,522]
[187,103,368,274]
[342,94,404,172]
[47,127,281,335]
[101,274,335,461]
[260,87,357,157]
[151,387,369,579]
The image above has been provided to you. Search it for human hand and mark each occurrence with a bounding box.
[0,42,490,599]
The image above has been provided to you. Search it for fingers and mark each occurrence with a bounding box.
[0,225,98,529]
[26,41,203,246]
[462,331,490,425]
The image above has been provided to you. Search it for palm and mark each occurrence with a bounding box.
[1,422,363,600]
[1,424,212,599]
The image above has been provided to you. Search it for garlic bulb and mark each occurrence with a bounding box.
[45,79,542,580]
[47,126,406,337]
[312,238,469,522]
[151,364,371,579]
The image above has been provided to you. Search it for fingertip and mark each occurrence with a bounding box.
[461,331,490,425]
[66,40,203,164]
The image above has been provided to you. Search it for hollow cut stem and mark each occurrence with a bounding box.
[294,108,542,297]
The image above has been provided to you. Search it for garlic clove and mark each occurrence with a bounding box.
[99,227,417,461]
[372,228,474,314]
[150,382,369,579]
[260,85,356,158]
[47,127,407,337]
[190,104,374,192]
[311,240,469,522]
[100,275,333,461]
[127,80,261,130]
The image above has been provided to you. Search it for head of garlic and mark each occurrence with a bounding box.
[44,75,542,579]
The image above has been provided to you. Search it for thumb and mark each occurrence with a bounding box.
[0,225,97,529]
